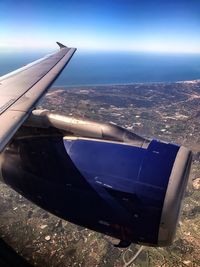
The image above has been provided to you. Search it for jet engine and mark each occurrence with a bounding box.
[0,110,192,247]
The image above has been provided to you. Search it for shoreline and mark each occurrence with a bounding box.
[53,79,200,89]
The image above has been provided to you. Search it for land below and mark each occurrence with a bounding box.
[0,81,200,266]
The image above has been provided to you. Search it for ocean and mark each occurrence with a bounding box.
[0,50,200,86]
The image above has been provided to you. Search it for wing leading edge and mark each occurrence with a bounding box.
[0,42,76,152]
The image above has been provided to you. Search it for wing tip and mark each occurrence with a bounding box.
[56,42,67,49]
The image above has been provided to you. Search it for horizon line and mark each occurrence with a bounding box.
[0,46,200,55]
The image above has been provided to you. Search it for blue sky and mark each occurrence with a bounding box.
[0,0,200,53]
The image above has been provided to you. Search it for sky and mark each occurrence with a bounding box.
[0,0,200,53]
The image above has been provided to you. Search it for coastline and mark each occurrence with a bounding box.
[52,79,200,89]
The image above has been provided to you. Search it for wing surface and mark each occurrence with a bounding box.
[0,42,76,152]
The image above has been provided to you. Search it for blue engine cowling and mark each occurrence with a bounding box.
[0,135,192,246]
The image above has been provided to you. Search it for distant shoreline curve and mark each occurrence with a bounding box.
[52,79,200,88]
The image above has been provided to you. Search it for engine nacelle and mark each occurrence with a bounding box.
[0,131,191,247]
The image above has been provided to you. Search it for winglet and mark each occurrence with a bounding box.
[56,42,67,49]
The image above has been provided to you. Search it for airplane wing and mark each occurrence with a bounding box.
[0,42,76,152]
